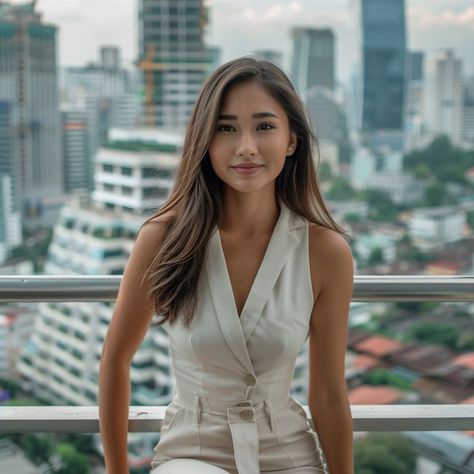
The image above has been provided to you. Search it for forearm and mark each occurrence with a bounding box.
[99,355,131,474]
[308,396,354,474]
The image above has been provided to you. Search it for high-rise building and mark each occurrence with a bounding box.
[137,0,215,131]
[0,1,64,229]
[290,27,349,171]
[290,27,335,101]
[422,49,464,147]
[354,0,407,152]
[0,174,22,264]
[404,51,425,152]
[61,107,91,195]
[100,45,121,70]
[464,76,474,146]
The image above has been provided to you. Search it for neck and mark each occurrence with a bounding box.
[219,196,281,239]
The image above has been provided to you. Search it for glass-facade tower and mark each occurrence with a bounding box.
[356,0,407,149]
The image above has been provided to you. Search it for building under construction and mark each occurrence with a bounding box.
[137,0,217,131]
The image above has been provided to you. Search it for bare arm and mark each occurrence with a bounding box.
[307,226,354,474]
[98,218,169,474]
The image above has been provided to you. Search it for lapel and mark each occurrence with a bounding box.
[205,202,306,374]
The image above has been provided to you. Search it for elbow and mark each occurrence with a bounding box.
[308,387,350,408]
[99,343,130,376]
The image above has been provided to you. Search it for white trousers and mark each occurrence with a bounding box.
[151,458,231,473]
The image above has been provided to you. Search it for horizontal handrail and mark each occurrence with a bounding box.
[1,275,473,435]
[0,405,473,433]
[0,275,473,302]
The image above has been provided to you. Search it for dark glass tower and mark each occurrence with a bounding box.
[358,0,407,140]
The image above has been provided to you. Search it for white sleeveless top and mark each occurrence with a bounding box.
[151,201,328,474]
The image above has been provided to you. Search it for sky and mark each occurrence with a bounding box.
[24,0,474,84]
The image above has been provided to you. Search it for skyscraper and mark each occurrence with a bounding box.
[355,0,407,151]
[291,27,335,102]
[423,49,464,147]
[61,107,91,195]
[137,0,215,131]
[0,1,64,228]
[404,51,425,152]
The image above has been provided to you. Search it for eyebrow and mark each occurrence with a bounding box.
[217,112,279,120]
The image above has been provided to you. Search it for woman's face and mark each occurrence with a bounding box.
[208,81,297,195]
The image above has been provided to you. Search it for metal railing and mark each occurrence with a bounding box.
[0,274,473,433]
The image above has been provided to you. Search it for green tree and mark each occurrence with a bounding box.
[326,176,356,201]
[362,190,399,222]
[66,433,96,455]
[326,176,355,201]
[355,433,416,474]
[394,301,438,313]
[368,247,384,265]
[21,433,54,465]
[404,134,474,186]
[54,443,90,474]
[424,179,445,206]
[409,322,459,349]
[467,211,474,230]
[0,378,21,398]
[363,368,412,390]
[318,161,332,182]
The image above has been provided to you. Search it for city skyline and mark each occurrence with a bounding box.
[27,0,474,83]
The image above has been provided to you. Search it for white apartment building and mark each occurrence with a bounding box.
[17,129,181,466]
[423,49,464,146]
[408,206,467,251]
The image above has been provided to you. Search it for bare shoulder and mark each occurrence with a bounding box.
[143,209,177,227]
[308,223,354,300]
[138,210,176,242]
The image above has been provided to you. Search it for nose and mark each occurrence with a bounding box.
[236,130,258,156]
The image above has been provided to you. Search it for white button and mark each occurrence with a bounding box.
[236,401,251,407]
[240,409,253,421]
[244,374,256,386]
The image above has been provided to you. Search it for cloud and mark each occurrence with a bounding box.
[409,6,474,30]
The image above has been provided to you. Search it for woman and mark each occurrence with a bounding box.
[99,57,354,474]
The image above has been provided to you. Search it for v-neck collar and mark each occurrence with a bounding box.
[205,202,305,373]
[216,203,284,320]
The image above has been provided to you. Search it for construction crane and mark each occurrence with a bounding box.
[137,42,166,127]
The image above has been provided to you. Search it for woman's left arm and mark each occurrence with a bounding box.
[307,227,355,474]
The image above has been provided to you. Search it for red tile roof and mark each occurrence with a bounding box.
[352,354,380,370]
[348,385,402,405]
[354,335,402,357]
[425,260,463,275]
[452,353,474,370]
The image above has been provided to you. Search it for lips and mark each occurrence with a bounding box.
[231,164,263,169]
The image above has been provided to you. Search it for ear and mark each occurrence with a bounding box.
[287,131,298,156]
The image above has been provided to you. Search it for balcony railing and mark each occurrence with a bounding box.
[0,275,473,434]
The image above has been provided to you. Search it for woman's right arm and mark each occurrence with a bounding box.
[98,218,169,474]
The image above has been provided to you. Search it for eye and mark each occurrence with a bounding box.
[257,122,275,131]
[215,123,234,132]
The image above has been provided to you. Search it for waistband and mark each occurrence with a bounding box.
[173,392,290,432]
[175,392,289,411]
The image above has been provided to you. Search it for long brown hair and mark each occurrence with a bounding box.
[140,56,350,328]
